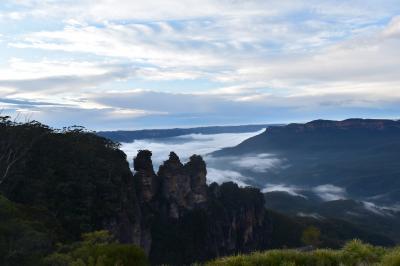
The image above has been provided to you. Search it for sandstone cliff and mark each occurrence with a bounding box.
[131,150,272,265]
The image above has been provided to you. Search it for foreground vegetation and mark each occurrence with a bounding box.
[44,231,149,266]
[207,240,400,266]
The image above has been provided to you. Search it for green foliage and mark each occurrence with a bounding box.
[206,249,338,266]
[81,230,115,245]
[341,239,385,265]
[301,226,321,247]
[266,205,394,250]
[206,240,400,266]
[44,231,149,266]
[0,194,54,266]
[0,116,135,241]
[0,117,140,264]
[381,247,400,266]
[43,253,73,266]
[0,116,51,185]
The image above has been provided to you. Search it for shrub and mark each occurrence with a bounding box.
[44,231,149,266]
[206,239,389,266]
[341,239,385,265]
[381,247,400,266]
[0,194,54,266]
[301,226,321,247]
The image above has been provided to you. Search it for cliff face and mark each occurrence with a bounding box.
[133,150,159,204]
[157,152,208,218]
[131,150,272,265]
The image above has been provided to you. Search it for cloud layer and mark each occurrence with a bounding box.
[120,130,263,168]
[120,131,263,185]
[312,184,347,201]
[1,1,400,129]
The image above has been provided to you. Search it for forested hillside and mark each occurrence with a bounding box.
[214,119,400,199]
[213,119,400,243]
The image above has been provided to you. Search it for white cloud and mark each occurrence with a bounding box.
[11,14,400,103]
[0,58,109,80]
[363,201,393,216]
[231,153,281,173]
[6,0,400,24]
[120,130,263,168]
[0,58,136,99]
[119,131,262,186]
[297,212,324,219]
[11,22,224,68]
[262,184,305,197]
[383,16,400,38]
[207,168,250,187]
[1,0,400,129]
[312,184,346,201]
[108,108,165,119]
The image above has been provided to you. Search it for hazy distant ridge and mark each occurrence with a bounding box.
[97,124,280,142]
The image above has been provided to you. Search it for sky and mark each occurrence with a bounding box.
[0,0,400,130]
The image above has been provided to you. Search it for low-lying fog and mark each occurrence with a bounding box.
[120,129,276,186]
[120,130,395,212]
[120,130,343,198]
[121,130,265,168]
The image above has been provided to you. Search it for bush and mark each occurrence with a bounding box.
[44,231,149,266]
[0,194,54,266]
[301,226,320,247]
[341,239,385,265]
[206,239,392,266]
[381,247,400,266]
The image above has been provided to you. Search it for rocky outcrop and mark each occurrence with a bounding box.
[158,152,192,218]
[133,150,159,204]
[131,150,272,265]
[185,154,208,205]
[206,182,272,255]
[133,151,208,218]
[157,152,208,218]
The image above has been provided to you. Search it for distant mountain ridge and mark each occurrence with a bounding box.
[97,124,278,142]
[214,118,400,155]
[277,118,400,131]
[213,119,400,199]
[212,118,400,244]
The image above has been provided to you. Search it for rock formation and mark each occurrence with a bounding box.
[131,150,272,265]
[157,152,208,218]
[133,150,159,204]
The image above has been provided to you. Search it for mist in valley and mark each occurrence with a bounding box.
[120,130,355,206]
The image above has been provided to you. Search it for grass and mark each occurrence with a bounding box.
[206,240,400,266]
